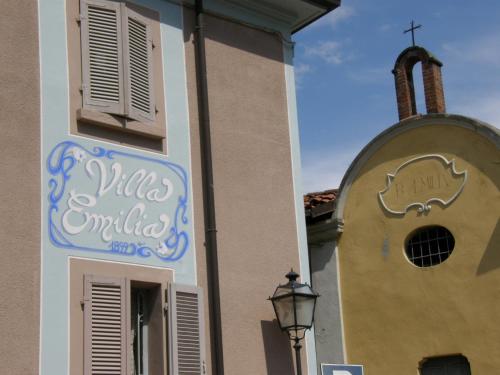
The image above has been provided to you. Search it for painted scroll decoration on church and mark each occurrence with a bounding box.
[378,154,467,215]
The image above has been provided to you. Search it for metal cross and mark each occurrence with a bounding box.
[404,20,422,46]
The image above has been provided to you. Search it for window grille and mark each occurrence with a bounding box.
[405,226,455,267]
[420,354,471,375]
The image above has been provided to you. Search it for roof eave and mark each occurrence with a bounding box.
[292,0,341,33]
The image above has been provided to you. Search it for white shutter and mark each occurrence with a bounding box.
[169,284,206,375]
[123,6,156,123]
[80,0,125,114]
[84,275,127,375]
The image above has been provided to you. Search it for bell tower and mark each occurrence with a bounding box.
[392,42,446,120]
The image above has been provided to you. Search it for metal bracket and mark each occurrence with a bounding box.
[80,297,89,308]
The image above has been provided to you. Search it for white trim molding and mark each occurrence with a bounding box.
[378,154,468,215]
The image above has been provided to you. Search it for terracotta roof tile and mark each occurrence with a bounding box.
[304,188,338,210]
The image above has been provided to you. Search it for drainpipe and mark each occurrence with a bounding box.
[194,1,225,374]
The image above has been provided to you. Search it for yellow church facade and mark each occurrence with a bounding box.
[308,46,499,375]
[335,113,499,374]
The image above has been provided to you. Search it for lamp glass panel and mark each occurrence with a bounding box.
[273,295,295,329]
[294,285,312,294]
[273,285,291,297]
[294,295,316,328]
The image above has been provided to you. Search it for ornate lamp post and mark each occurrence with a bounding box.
[269,270,319,375]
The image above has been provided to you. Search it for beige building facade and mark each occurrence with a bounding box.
[0,1,341,374]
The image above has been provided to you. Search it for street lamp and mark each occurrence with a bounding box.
[269,269,319,375]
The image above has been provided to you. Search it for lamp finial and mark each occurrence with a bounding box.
[286,269,299,282]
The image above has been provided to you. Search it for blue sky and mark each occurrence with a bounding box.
[294,0,500,193]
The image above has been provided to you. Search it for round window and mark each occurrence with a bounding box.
[405,226,455,267]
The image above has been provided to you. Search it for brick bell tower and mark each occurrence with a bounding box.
[392,46,446,120]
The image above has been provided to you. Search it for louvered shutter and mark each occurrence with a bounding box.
[123,6,156,123]
[169,284,206,375]
[84,275,127,375]
[80,0,125,115]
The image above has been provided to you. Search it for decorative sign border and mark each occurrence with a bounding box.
[378,154,468,215]
[47,141,189,262]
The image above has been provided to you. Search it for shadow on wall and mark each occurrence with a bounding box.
[310,243,335,274]
[477,219,500,276]
[183,8,285,64]
[261,320,296,375]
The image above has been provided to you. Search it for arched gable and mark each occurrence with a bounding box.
[334,113,499,225]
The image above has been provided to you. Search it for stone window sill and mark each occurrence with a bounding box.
[77,108,165,140]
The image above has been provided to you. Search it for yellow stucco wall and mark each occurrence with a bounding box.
[338,118,499,374]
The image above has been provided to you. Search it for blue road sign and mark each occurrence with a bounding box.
[321,364,364,375]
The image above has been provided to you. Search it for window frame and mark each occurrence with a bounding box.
[419,355,472,375]
[404,225,455,268]
[70,258,172,374]
[69,258,206,375]
[67,0,167,152]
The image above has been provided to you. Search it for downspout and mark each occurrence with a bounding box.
[193,1,225,374]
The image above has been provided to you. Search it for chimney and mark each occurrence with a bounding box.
[392,46,446,121]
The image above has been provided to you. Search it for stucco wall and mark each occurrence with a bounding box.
[338,119,499,374]
[184,10,306,375]
[0,0,40,373]
[39,1,196,372]
[182,9,214,375]
[310,239,345,367]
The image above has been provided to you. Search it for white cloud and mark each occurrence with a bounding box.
[348,66,389,84]
[295,63,311,75]
[378,23,392,32]
[449,93,500,128]
[303,41,345,65]
[294,63,312,89]
[311,5,356,29]
[442,34,500,67]
[301,144,362,194]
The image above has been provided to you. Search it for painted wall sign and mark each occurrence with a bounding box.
[47,141,189,261]
[378,154,467,215]
[321,364,364,375]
